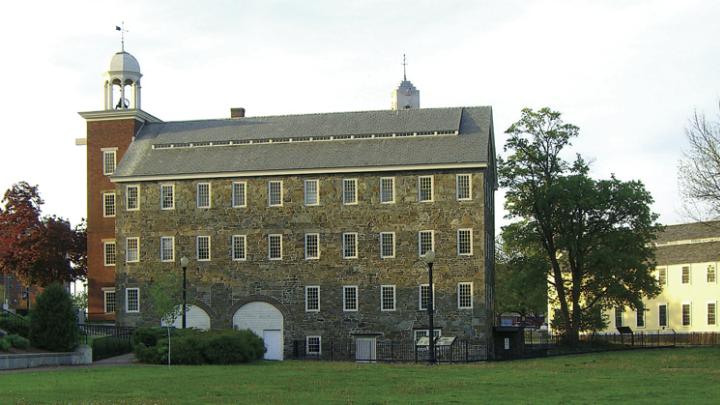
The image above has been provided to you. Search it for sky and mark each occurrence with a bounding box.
[0,0,718,230]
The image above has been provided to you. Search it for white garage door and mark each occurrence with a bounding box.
[161,305,211,330]
[233,302,284,360]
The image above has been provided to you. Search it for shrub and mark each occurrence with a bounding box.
[133,327,169,347]
[0,317,30,338]
[0,337,10,352]
[134,329,266,365]
[157,335,205,365]
[134,342,165,364]
[29,283,79,352]
[6,334,30,349]
[201,330,265,364]
[92,336,133,361]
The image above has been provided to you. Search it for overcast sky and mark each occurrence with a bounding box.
[1,0,718,230]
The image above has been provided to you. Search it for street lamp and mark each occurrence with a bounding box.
[180,256,189,329]
[422,249,436,365]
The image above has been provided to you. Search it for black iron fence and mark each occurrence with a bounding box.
[78,323,135,345]
[291,338,487,363]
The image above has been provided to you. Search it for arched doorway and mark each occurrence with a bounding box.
[161,305,211,330]
[233,302,284,360]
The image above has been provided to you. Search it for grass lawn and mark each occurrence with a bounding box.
[1,347,719,404]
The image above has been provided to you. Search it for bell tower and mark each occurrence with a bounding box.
[391,54,420,110]
[104,50,142,110]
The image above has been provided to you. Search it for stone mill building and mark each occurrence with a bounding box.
[78,47,497,360]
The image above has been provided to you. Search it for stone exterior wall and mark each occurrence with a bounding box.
[114,168,493,354]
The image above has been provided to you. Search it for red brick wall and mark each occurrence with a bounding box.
[86,119,140,321]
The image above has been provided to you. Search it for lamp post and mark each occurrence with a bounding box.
[180,256,189,329]
[422,250,436,365]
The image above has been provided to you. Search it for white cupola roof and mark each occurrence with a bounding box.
[108,51,141,74]
[103,49,143,110]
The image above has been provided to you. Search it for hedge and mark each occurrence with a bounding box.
[5,334,30,349]
[0,338,10,352]
[0,317,30,338]
[134,328,266,365]
[92,336,134,361]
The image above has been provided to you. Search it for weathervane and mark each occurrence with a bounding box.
[115,22,128,52]
[402,54,407,81]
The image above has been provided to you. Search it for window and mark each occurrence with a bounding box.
[343,179,357,205]
[419,284,434,310]
[659,304,668,327]
[343,286,358,312]
[458,282,473,309]
[682,266,690,284]
[708,302,717,326]
[457,229,473,256]
[268,234,282,260]
[707,265,716,283]
[636,304,645,328]
[658,268,667,286]
[379,232,395,258]
[102,149,116,175]
[418,230,434,257]
[197,236,211,261]
[615,307,623,327]
[682,303,691,326]
[126,185,139,211]
[232,235,247,261]
[232,182,247,208]
[380,177,395,204]
[125,288,140,313]
[104,290,116,313]
[304,180,319,206]
[305,286,320,312]
[126,237,139,263]
[305,233,320,260]
[103,241,116,266]
[160,184,174,210]
[381,285,396,311]
[196,183,211,208]
[418,176,433,202]
[268,180,283,206]
[456,174,471,200]
[306,336,321,355]
[342,233,358,259]
[414,329,441,342]
[160,236,175,262]
[103,192,116,217]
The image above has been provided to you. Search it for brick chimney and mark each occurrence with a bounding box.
[230,107,246,118]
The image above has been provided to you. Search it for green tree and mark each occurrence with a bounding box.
[29,283,79,351]
[147,271,184,366]
[499,108,662,344]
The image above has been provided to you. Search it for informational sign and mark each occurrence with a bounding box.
[416,337,430,346]
[436,336,456,346]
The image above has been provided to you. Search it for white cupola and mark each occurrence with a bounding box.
[103,50,142,110]
[391,55,420,110]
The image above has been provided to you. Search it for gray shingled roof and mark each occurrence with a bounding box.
[656,221,720,244]
[114,107,493,180]
[654,221,720,265]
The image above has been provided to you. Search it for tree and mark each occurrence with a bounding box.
[29,283,79,351]
[147,271,185,366]
[678,104,720,220]
[0,182,87,286]
[499,107,662,345]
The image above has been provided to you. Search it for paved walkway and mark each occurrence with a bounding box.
[0,352,137,374]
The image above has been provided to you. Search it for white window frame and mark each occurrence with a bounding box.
[418,175,434,202]
[342,178,358,205]
[103,289,116,313]
[232,181,247,208]
[268,180,283,207]
[414,329,441,342]
[196,236,211,262]
[126,185,140,211]
[305,286,320,312]
[457,228,473,256]
[125,287,140,313]
[379,232,395,259]
[160,183,175,210]
[681,266,691,284]
[457,282,473,309]
[707,265,716,284]
[103,241,116,267]
[615,307,624,327]
[380,285,396,312]
[343,285,359,312]
[380,177,395,204]
[682,302,692,327]
[102,149,117,175]
[126,237,139,263]
[658,267,667,286]
[160,236,175,262]
[231,235,247,261]
[707,301,717,326]
[304,233,320,260]
[658,303,668,328]
[306,336,321,355]
[196,182,211,209]
[342,232,358,259]
[418,230,435,258]
[268,234,283,260]
[304,179,320,206]
[418,284,435,311]
[636,305,646,329]
[103,192,116,218]
[456,174,472,201]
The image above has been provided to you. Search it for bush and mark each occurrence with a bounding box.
[6,334,30,349]
[201,330,265,364]
[92,336,133,361]
[0,337,10,352]
[133,327,169,347]
[0,317,30,338]
[134,342,165,364]
[157,335,205,365]
[29,283,79,352]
